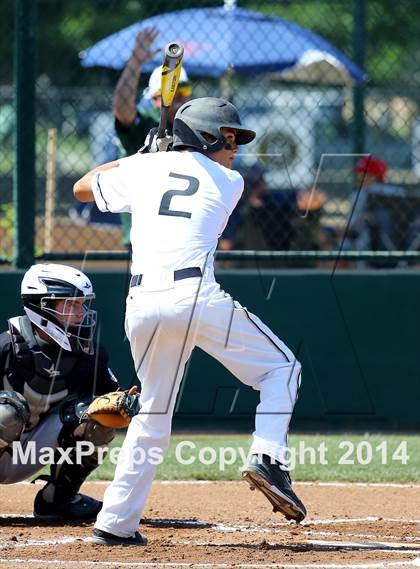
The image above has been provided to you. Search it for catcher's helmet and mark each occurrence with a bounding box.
[21,264,97,354]
[172,97,256,153]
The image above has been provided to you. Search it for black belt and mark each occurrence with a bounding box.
[130,267,202,288]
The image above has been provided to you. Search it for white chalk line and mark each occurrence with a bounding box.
[305,530,419,542]
[0,537,77,549]
[299,517,420,526]
[308,539,420,551]
[1,534,419,555]
[0,518,419,544]
[157,481,420,489]
[0,556,420,568]
[17,480,420,488]
[299,482,420,489]
[212,523,420,542]
[177,539,420,553]
[0,525,420,549]
[143,516,420,528]
[211,521,420,541]
[1,514,420,529]
[0,516,418,561]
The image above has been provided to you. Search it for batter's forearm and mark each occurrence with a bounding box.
[113,56,142,126]
[73,160,120,202]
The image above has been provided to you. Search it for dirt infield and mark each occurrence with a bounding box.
[0,480,419,568]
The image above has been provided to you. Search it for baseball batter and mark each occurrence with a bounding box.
[74,97,306,546]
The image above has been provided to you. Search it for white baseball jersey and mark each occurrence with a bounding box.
[92,151,244,275]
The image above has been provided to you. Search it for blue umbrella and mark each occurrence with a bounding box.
[80,6,365,83]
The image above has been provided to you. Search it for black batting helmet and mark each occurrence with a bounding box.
[172,97,256,153]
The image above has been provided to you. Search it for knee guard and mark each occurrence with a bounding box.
[0,391,30,449]
[73,419,115,447]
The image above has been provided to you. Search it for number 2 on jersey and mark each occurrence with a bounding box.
[158,172,199,218]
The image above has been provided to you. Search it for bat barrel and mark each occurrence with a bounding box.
[158,42,185,137]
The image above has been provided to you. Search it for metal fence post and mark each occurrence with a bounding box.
[352,0,366,155]
[13,0,37,268]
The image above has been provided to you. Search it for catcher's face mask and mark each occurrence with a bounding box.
[21,263,97,354]
[25,296,97,355]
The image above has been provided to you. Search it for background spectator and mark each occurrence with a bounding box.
[220,162,296,254]
[291,187,327,253]
[346,156,402,252]
[220,162,327,267]
[113,28,192,248]
[341,155,416,267]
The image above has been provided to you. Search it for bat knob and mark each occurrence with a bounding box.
[165,42,184,60]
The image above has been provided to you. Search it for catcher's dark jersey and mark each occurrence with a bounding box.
[0,315,117,429]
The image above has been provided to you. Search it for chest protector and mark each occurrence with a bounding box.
[5,316,79,429]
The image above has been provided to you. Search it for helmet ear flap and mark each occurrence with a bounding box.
[199,130,228,153]
[172,122,226,153]
[200,131,217,144]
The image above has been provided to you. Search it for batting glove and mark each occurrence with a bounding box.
[139,127,173,154]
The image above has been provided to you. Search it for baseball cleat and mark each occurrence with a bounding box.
[242,454,306,523]
[92,527,148,546]
[33,490,102,521]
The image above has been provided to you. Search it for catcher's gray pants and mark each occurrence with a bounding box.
[0,413,62,483]
[96,274,301,538]
[0,410,114,484]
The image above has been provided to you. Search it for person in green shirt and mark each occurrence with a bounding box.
[113,27,192,247]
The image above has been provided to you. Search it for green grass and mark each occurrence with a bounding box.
[89,433,420,483]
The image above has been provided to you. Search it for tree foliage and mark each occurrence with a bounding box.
[252,0,420,86]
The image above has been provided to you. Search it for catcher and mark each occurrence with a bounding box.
[0,263,139,521]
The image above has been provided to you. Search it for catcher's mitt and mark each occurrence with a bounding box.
[85,391,140,429]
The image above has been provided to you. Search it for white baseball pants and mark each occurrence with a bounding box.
[95,274,301,537]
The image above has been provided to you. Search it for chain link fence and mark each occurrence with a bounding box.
[1,0,419,268]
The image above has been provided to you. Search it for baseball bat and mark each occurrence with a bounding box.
[157,42,184,138]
